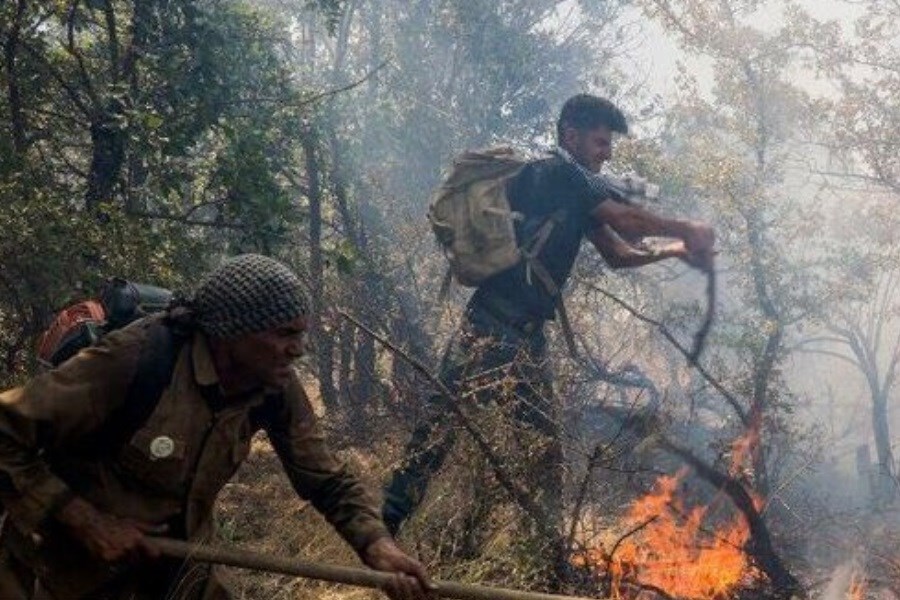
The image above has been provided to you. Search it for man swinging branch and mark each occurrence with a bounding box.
[382,95,715,572]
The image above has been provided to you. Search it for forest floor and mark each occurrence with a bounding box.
[212,389,900,600]
[215,432,383,600]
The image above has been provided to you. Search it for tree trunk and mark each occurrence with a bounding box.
[364,0,382,99]
[746,208,781,497]
[3,0,28,159]
[122,0,154,213]
[345,325,377,440]
[338,317,353,402]
[85,101,127,213]
[301,129,338,409]
[84,0,131,215]
[872,396,896,504]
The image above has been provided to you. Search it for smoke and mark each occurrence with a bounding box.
[820,557,865,600]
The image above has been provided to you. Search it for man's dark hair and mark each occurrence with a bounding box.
[556,94,628,141]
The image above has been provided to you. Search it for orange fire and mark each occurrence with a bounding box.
[600,471,757,599]
[576,428,765,599]
[728,423,759,479]
[847,572,867,600]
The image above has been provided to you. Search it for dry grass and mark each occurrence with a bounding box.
[215,433,384,600]
[210,379,612,599]
[211,430,585,599]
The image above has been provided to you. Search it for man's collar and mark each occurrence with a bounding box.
[552,145,618,199]
[190,331,280,404]
[191,332,220,388]
[552,145,577,165]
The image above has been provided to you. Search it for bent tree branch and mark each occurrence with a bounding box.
[338,310,560,544]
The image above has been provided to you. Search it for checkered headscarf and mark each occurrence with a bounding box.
[192,254,309,339]
[552,145,616,198]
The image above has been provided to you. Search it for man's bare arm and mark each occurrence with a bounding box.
[587,225,687,269]
[591,200,715,269]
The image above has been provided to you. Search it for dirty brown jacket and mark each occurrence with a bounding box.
[0,316,389,598]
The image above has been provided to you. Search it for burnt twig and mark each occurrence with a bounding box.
[608,515,659,561]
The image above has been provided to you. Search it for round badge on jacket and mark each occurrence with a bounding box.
[150,435,175,459]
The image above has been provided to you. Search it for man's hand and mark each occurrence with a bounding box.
[362,536,434,600]
[56,496,164,562]
[680,221,715,271]
[653,239,689,260]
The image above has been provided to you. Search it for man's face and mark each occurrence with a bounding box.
[562,125,613,173]
[227,315,308,390]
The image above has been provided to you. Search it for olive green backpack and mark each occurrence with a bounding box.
[427,146,578,355]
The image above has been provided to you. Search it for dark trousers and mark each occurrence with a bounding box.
[383,303,561,537]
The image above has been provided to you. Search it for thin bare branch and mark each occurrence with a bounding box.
[579,280,749,426]
[338,309,560,543]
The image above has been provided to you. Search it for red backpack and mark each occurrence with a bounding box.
[37,278,173,368]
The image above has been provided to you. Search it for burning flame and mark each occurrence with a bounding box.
[603,471,756,599]
[847,572,867,600]
[727,423,759,479]
[575,428,764,599]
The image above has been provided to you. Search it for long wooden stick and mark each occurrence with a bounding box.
[153,538,599,600]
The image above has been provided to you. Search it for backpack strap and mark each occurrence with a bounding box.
[86,319,191,454]
[520,210,579,358]
[521,209,564,286]
[521,256,578,357]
